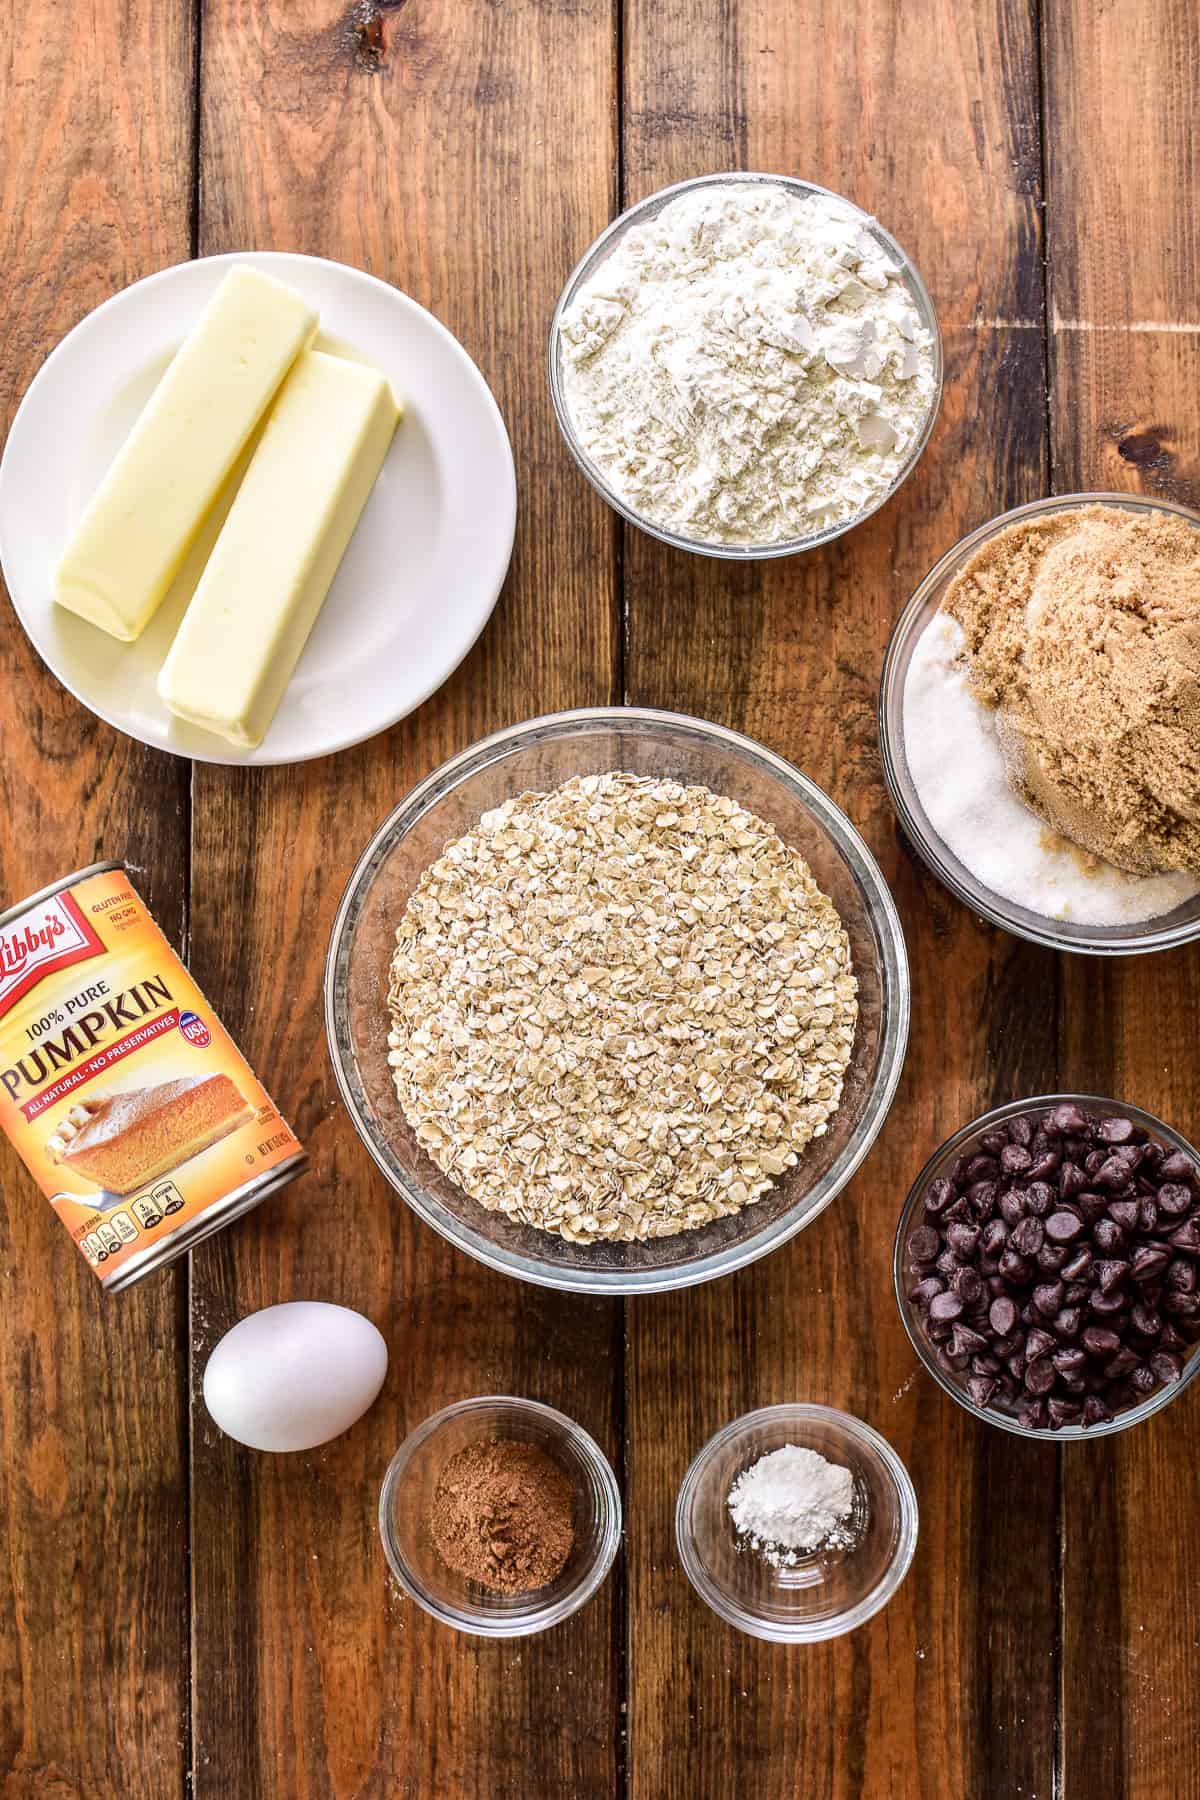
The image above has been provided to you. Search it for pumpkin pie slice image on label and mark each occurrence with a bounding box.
[45,1073,254,1196]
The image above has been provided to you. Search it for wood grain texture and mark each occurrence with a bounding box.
[1046,3,1200,1795]
[621,2,1060,1795]
[187,3,620,1795]
[0,3,194,1796]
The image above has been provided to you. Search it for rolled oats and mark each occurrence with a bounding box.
[387,773,857,1243]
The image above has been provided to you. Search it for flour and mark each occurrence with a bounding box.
[903,614,1199,926]
[559,181,936,546]
[727,1444,856,1566]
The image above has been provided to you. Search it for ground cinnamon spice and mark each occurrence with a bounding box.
[430,1439,575,1595]
[943,504,1200,875]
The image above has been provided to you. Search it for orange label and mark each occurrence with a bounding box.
[0,866,303,1284]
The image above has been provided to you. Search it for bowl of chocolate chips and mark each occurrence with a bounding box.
[895,1097,1200,1437]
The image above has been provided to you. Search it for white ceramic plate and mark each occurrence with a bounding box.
[0,251,516,765]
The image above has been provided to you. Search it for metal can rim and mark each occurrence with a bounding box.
[0,861,126,934]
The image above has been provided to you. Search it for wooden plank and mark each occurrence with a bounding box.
[0,3,194,1795]
[187,3,620,1795]
[1045,4,1200,1795]
[621,2,1059,1795]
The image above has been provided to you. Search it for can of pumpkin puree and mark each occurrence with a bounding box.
[0,861,306,1291]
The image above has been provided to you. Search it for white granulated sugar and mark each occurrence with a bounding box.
[727,1444,856,1566]
[559,182,936,545]
[903,614,1199,927]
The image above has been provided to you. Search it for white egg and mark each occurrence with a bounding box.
[203,1302,388,1452]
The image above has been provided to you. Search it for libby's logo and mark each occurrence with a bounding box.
[0,892,105,1018]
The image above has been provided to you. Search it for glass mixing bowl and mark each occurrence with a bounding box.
[325,707,909,1293]
[675,1403,918,1642]
[893,1094,1200,1441]
[879,492,1200,955]
[548,171,943,560]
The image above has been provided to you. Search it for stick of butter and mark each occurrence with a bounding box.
[56,266,318,641]
[157,349,400,748]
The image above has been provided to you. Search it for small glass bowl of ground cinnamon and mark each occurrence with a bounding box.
[379,1396,621,1636]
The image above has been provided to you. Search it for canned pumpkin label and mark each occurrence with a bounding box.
[0,864,304,1287]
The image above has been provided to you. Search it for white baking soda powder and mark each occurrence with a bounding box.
[727,1444,856,1567]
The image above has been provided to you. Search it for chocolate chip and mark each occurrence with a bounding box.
[1108,1198,1140,1231]
[1007,1115,1035,1149]
[924,1176,956,1216]
[1130,1304,1162,1338]
[964,1154,1000,1183]
[1092,1218,1125,1254]
[1168,1220,1200,1253]
[980,1130,1010,1157]
[989,1295,1018,1336]
[1150,1350,1183,1384]
[1166,1257,1196,1294]
[968,1180,999,1221]
[1082,1396,1112,1428]
[1130,1364,1157,1396]
[950,1267,984,1306]
[1024,1326,1056,1361]
[908,1226,940,1264]
[946,1221,981,1257]
[1024,1181,1055,1217]
[1033,1280,1065,1316]
[1054,1307,1082,1340]
[1131,1246,1170,1282]
[1052,1104,1088,1135]
[1082,1326,1122,1357]
[1036,1244,1070,1275]
[1097,1117,1134,1145]
[1156,1182,1194,1218]
[1059,1162,1086,1200]
[1045,1211,1084,1244]
[1047,1398,1081,1427]
[1024,1357,1055,1395]
[998,1189,1026,1227]
[1103,1347,1140,1377]
[1089,1288,1128,1317]
[1061,1246,1093,1282]
[909,1276,945,1306]
[966,1375,998,1407]
[1018,1400,1048,1430]
[928,1290,964,1323]
[1077,1192,1109,1227]
[1137,1196,1158,1233]
[1158,1153,1195,1183]
[1094,1258,1130,1295]
[1010,1216,1044,1257]
[999,1249,1033,1283]
[1002,1144,1033,1176]
[1051,1347,1086,1377]
[980,1219,1009,1256]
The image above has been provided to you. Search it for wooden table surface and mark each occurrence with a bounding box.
[2,1,1198,1795]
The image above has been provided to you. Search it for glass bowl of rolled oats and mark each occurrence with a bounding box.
[325,708,909,1293]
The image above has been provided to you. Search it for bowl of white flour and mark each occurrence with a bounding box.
[549,172,941,558]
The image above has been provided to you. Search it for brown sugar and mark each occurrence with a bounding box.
[942,504,1200,874]
[429,1438,575,1595]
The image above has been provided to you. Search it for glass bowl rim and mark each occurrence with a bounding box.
[546,169,945,561]
[878,489,1200,956]
[893,1092,1200,1441]
[324,704,911,1295]
[674,1401,919,1642]
[377,1393,622,1637]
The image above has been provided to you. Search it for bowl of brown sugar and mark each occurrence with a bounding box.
[378,1395,621,1636]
